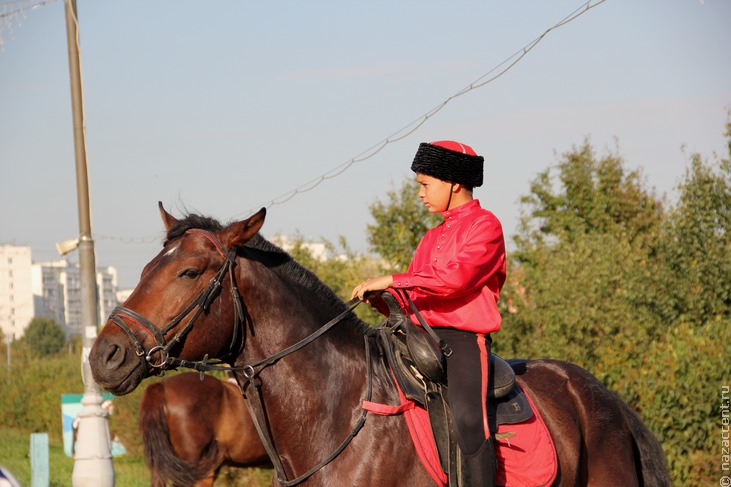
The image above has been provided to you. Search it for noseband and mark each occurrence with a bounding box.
[108,228,246,372]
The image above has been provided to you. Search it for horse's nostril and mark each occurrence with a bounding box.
[104,342,125,368]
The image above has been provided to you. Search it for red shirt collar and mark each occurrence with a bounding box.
[442,199,480,221]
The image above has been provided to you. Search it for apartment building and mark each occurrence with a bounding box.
[0,245,35,340]
[31,259,119,336]
[0,244,119,339]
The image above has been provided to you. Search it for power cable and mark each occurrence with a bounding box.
[3,0,607,243]
[0,0,57,20]
[238,0,608,219]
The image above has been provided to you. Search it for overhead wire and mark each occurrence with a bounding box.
[0,0,57,20]
[238,0,608,219]
[0,0,58,48]
[3,0,607,244]
[0,0,54,14]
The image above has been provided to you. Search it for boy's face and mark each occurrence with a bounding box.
[417,173,453,213]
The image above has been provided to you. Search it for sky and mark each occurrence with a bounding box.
[1,0,729,290]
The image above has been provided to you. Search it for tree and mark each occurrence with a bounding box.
[650,151,731,327]
[502,141,665,364]
[514,139,663,251]
[22,317,66,356]
[502,127,731,484]
[366,177,440,270]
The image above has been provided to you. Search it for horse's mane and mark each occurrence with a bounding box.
[165,212,370,334]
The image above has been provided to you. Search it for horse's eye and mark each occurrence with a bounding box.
[179,269,201,280]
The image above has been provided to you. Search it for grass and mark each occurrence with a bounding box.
[1,426,150,487]
[0,426,272,486]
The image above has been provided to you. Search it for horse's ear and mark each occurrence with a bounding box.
[221,208,267,249]
[159,201,179,233]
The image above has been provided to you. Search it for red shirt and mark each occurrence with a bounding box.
[390,199,506,334]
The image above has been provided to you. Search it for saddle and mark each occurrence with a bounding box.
[375,292,533,485]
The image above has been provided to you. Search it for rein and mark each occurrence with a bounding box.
[108,228,373,486]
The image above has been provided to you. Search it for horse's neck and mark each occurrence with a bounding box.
[242,261,366,359]
[237,267,376,452]
[246,287,368,368]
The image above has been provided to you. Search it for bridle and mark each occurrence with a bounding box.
[107,228,373,486]
[108,228,246,372]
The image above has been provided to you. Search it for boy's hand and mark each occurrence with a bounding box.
[351,275,394,301]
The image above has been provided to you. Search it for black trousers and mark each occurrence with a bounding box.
[437,328,492,455]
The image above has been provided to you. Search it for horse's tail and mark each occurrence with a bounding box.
[139,381,220,486]
[618,398,671,487]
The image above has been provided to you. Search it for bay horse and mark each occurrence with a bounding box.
[139,372,270,487]
[89,204,669,486]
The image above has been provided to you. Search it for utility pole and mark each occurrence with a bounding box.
[63,0,115,485]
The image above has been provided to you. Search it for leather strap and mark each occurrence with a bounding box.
[241,334,375,486]
[397,290,452,357]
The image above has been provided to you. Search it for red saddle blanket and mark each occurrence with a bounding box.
[363,384,557,487]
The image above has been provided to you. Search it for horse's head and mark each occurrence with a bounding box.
[89,203,265,395]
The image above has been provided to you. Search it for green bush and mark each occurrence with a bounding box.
[595,320,730,485]
[22,317,67,356]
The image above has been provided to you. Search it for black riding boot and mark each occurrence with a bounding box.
[458,438,497,487]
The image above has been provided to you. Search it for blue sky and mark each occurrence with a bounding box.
[1,0,729,289]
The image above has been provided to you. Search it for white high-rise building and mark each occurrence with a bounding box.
[31,259,119,336]
[31,260,75,332]
[98,265,119,326]
[1,244,121,339]
[0,245,35,340]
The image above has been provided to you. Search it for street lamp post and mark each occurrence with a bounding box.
[63,0,114,485]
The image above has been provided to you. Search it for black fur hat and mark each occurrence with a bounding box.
[410,141,484,188]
